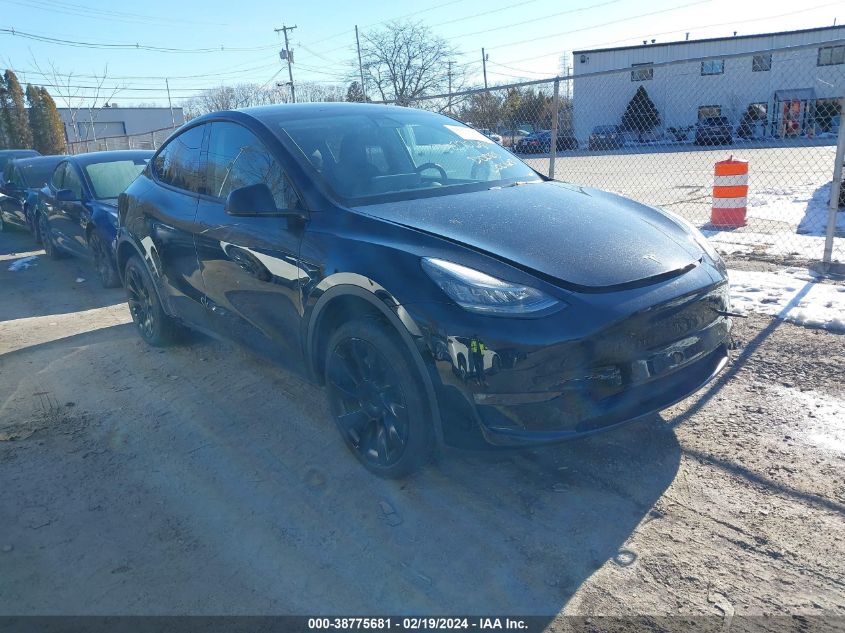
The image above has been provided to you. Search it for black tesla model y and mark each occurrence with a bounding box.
[116,103,732,477]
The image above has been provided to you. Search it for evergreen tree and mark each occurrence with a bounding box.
[26,84,48,153]
[621,85,661,141]
[3,70,34,148]
[345,81,367,103]
[39,87,67,154]
[0,80,11,149]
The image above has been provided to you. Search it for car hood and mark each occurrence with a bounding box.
[354,181,704,290]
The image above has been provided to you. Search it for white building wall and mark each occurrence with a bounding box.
[57,107,185,142]
[572,26,845,143]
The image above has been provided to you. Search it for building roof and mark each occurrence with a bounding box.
[572,24,845,55]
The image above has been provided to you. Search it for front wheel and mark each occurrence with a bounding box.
[124,255,179,346]
[324,319,434,478]
[38,213,63,260]
[89,231,120,288]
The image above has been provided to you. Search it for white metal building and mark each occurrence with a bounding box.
[56,106,185,143]
[571,25,845,143]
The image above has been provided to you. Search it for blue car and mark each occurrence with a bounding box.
[36,150,152,287]
[0,155,65,236]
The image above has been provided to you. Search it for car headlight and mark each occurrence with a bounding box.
[421,257,564,316]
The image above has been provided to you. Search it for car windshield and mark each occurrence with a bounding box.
[19,161,62,188]
[275,110,540,204]
[84,159,148,199]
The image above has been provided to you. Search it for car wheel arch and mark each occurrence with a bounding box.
[306,284,444,447]
[116,238,175,317]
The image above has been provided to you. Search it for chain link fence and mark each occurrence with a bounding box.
[66,126,175,154]
[394,40,845,267]
[63,41,845,266]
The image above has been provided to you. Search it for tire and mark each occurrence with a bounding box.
[324,319,435,478]
[123,255,179,346]
[89,231,120,288]
[38,213,63,260]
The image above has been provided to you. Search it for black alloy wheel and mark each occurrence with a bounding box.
[38,213,61,260]
[325,320,433,478]
[124,255,177,346]
[90,232,120,288]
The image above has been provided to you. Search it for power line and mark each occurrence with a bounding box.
[494,0,842,68]
[0,0,225,27]
[0,27,280,53]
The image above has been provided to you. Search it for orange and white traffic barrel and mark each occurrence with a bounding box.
[711,157,748,227]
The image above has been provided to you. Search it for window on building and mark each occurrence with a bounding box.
[817,45,845,66]
[752,54,772,72]
[630,63,653,82]
[811,98,842,132]
[701,60,724,75]
[698,105,721,120]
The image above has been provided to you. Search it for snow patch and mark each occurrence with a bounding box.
[728,267,845,333]
[7,256,38,272]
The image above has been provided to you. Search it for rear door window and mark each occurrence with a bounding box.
[154,124,207,195]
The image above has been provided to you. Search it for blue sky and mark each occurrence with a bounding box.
[0,0,842,106]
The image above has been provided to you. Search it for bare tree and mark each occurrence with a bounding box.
[181,81,345,120]
[27,59,124,145]
[358,21,462,105]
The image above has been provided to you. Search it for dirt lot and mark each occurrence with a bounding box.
[1,228,844,621]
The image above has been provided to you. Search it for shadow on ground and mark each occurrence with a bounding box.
[0,311,681,616]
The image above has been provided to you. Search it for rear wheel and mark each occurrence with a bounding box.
[324,319,434,478]
[89,231,120,288]
[124,255,179,346]
[38,213,62,260]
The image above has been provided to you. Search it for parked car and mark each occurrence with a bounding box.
[695,117,733,145]
[477,128,503,144]
[116,103,732,477]
[36,150,152,287]
[0,149,40,176]
[588,125,624,150]
[513,131,544,153]
[0,155,65,235]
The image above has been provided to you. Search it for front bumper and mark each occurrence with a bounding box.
[476,342,728,446]
[407,265,733,449]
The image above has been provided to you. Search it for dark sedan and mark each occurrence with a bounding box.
[0,148,40,175]
[37,150,152,286]
[514,130,578,154]
[116,103,732,477]
[695,117,733,145]
[0,155,64,235]
[588,125,624,150]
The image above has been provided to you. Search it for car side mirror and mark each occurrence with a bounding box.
[225,183,303,218]
[56,188,78,202]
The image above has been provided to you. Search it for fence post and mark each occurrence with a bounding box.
[822,96,845,267]
[151,132,156,150]
[549,78,560,180]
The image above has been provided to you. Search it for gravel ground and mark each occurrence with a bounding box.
[0,228,843,623]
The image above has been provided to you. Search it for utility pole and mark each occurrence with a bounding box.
[274,23,297,103]
[481,48,488,89]
[165,78,175,128]
[447,60,454,114]
[355,25,367,102]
